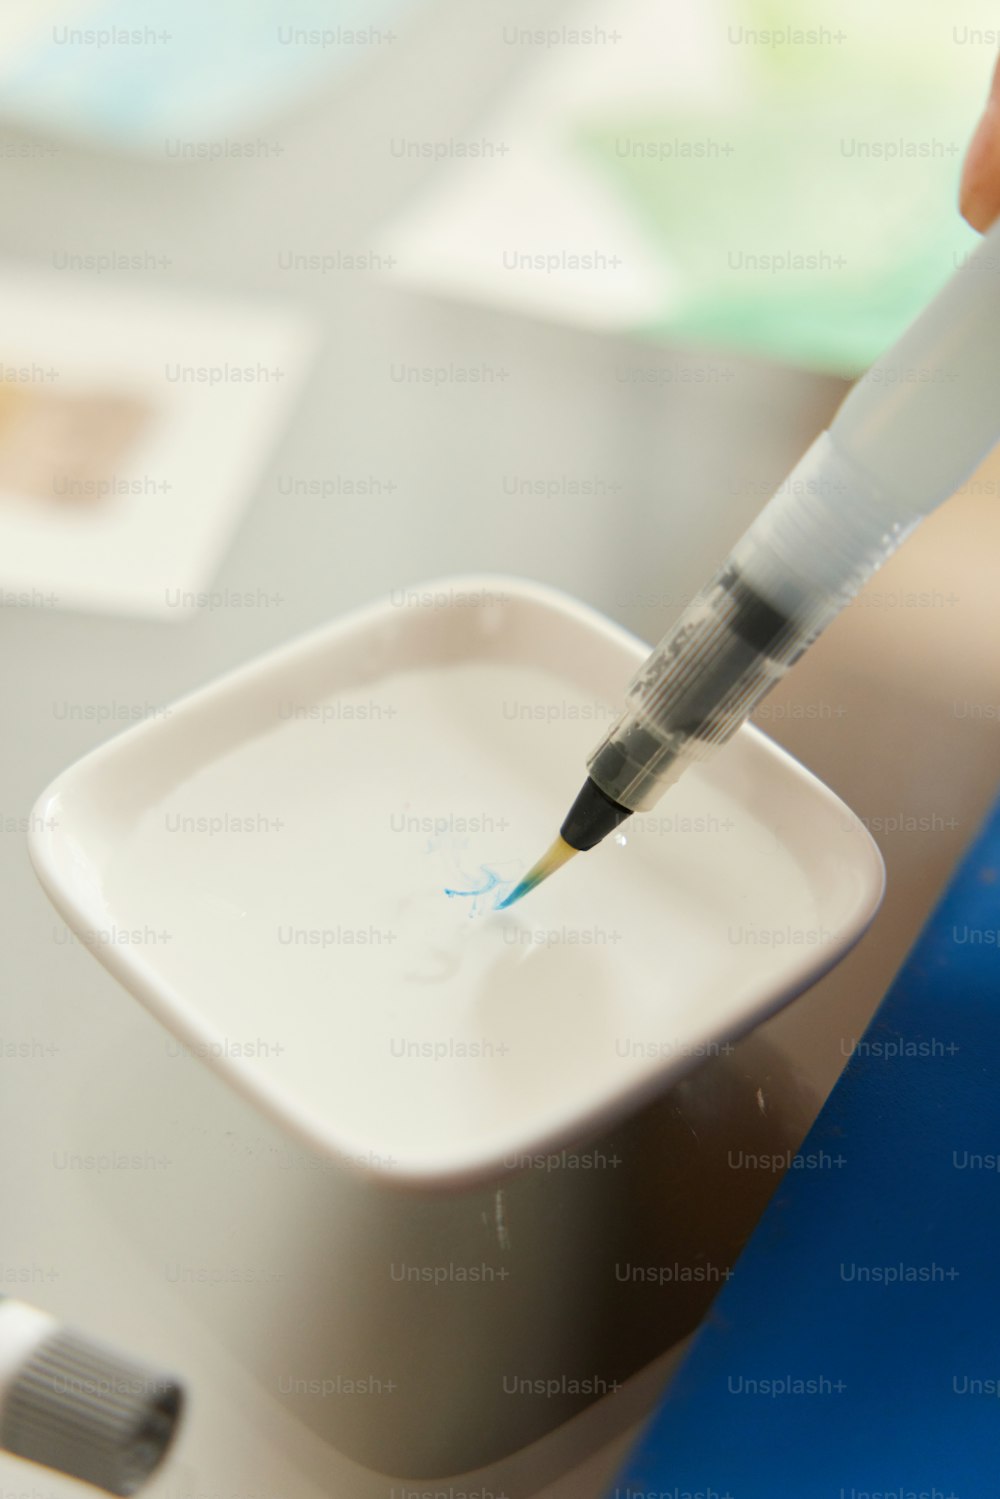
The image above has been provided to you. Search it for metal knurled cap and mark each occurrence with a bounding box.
[0,1326,183,1495]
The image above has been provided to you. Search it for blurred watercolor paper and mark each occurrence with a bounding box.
[0,269,315,617]
[379,0,987,373]
[0,0,420,154]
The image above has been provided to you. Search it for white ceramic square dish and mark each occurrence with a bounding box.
[27,576,884,1477]
[30,575,882,1187]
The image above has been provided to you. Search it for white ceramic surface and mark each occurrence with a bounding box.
[26,577,884,1476]
[29,575,883,1187]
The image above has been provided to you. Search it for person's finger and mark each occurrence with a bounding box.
[961,53,1000,231]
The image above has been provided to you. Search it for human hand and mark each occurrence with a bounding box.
[961,54,1000,230]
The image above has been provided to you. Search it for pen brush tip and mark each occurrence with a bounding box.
[496,835,578,910]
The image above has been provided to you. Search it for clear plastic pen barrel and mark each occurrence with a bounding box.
[586,433,916,811]
[587,216,1000,817]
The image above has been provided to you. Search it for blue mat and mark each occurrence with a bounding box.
[613,791,1000,1498]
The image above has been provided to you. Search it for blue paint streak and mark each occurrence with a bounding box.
[444,866,513,917]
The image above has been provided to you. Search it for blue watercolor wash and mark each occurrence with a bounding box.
[444,866,514,918]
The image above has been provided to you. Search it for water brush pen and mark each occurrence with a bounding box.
[499,218,1000,909]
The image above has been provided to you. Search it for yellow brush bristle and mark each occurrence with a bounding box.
[496,835,578,909]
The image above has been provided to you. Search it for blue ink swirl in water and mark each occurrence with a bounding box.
[444,866,513,917]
